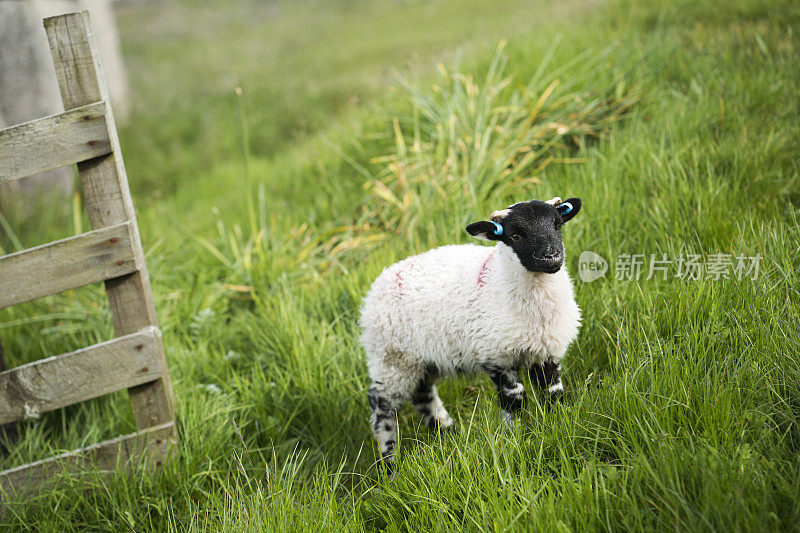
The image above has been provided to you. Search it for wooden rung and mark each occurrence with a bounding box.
[0,328,163,425]
[0,421,175,497]
[0,101,111,184]
[0,221,140,309]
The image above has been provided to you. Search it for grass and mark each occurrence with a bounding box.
[1,0,800,530]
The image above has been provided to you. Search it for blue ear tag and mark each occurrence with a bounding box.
[491,221,503,236]
[558,202,573,215]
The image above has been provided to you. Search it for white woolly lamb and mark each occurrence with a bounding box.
[360,197,583,471]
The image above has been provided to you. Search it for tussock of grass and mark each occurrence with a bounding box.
[365,41,638,240]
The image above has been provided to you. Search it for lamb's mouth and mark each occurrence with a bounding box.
[526,254,563,273]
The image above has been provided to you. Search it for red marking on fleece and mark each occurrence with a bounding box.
[477,249,496,289]
[394,259,415,292]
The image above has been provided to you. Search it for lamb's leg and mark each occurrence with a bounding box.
[367,383,402,474]
[484,365,526,424]
[412,371,454,431]
[529,358,563,402]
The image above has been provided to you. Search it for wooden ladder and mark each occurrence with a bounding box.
[0,11,177,496]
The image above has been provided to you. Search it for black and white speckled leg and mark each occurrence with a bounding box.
[367,383,401,473]
[529,358,563,403]
[411,371,454,431]
[484,365,526,424]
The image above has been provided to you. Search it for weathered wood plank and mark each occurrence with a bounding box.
[0,102,110,184]
[0,221,139,309]
[0,338,18,455]
[0,328,162,425]
[45,12,176,429]
[0,421,175,497]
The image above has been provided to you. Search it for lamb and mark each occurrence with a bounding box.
[360,196,583,471]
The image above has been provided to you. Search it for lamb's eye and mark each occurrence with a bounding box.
[510,233,521,242]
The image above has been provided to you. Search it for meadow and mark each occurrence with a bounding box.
[1,0,799,530]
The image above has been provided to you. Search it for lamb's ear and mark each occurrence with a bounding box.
[556,197,581,223]
[466,220,504,241]
[489,209,510,222]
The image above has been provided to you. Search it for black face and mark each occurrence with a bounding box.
[466,198,582,274]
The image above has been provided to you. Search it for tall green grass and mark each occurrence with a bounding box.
[364,40,637,244]
[1,0,799,530]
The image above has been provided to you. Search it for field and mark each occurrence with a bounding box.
[2,0,800,530]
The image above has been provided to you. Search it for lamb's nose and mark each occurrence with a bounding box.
[543,252,559,260]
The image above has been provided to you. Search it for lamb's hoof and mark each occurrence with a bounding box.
[501,411,521,430]
[546,390,564,405]
[379,457,395,479]
[432,417,456,433]
[423,415,455,433]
